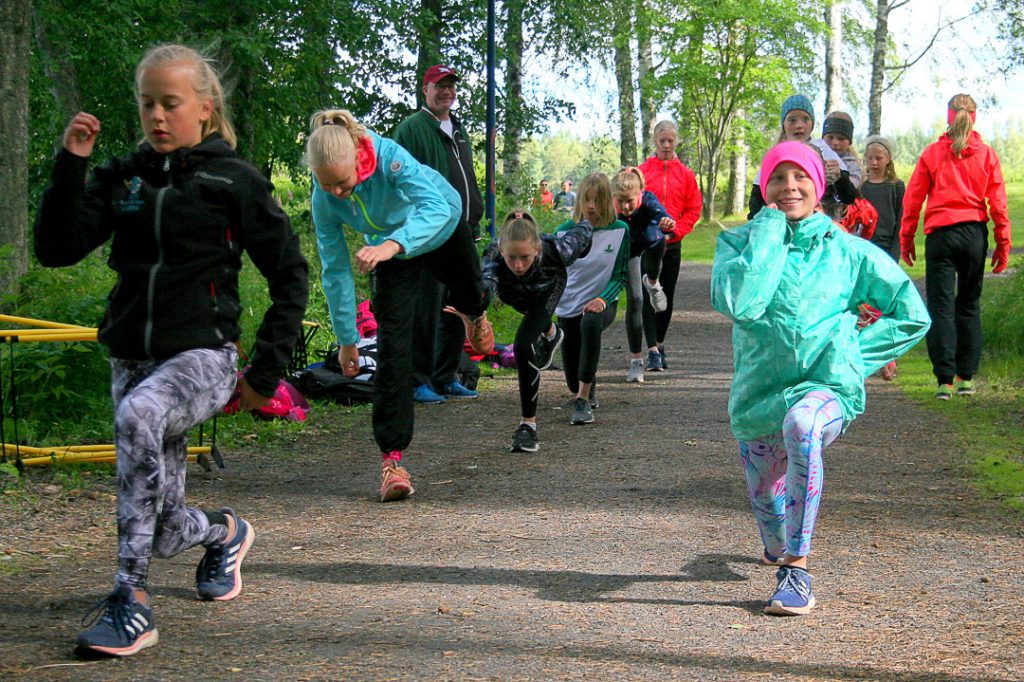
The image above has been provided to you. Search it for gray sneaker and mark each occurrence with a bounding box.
[569,397,594,425]
[626,358,645,383]
[642,275,668,313]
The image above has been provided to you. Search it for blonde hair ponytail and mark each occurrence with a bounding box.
[948,93,977,156]
[135,44,236,149]
[305,108,367,169]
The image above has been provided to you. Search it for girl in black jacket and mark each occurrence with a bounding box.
[482,210,591,452]
[34,44,308,658]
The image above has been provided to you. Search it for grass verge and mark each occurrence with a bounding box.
[893,346,1024,511]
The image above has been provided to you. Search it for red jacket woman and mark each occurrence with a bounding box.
[900,94,1012,398]
[635,120,704,370]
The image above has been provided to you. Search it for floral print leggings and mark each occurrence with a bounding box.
[738,390,844,558]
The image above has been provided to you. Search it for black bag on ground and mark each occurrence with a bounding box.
[291,340,377,405]
[457,351,481,391]
[290,367,374,405]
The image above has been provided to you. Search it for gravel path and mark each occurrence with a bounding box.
[1,263,1021,681]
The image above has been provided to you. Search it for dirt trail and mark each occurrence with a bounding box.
[1,264,1021,681]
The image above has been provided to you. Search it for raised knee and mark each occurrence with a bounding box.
[115,392,157,432]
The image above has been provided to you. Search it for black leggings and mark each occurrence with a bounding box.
[512,282,565,419]
[643,241,681,347]
[924,221,987,384]
[372,223,486,452]
[559,300,618,394]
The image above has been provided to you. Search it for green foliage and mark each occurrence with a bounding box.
[651,0,826,217]
[29,0,424,190]
[982,261,1024,355]
[0,461,20,491]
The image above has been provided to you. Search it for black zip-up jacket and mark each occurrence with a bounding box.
[34,135,309,397]
[482,221,593,312]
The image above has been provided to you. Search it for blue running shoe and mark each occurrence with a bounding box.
[764,565,815,616]
[75,585,158,657]
[196,508,255,601]
[413,384,447,404]
[440,381,479,399]
[658,345,669,370]
[646,349,664,371]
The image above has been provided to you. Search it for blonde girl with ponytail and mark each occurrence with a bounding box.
[900,93,1012,399]
[306,108,493,502]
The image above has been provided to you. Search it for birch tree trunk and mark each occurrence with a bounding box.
[614,0,638,167]
[727,113,747,216]
[636,0,656,161]
[868,0,890,135]
[824,0,843,114]
[0,0,30,303]
[501,0,524,195]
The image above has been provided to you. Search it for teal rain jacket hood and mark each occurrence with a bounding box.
[711,208,930,441]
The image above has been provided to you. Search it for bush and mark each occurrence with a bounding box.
[982,258,1024,356]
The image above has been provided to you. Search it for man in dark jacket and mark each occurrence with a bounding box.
[393,64,486,402]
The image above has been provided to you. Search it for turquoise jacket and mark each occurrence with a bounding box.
[312,132,460,345]
[711,208,930,441]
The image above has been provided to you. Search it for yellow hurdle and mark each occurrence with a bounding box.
[12,446,210,467]
[1,332,98,343]
[0,314,91,330]
[19,454,201,466]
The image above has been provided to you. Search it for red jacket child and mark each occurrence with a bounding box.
[900,130,1011,271]
[637,156,703,245]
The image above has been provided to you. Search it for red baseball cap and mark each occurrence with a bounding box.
[423,64,460,87]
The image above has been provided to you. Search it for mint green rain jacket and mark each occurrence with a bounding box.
[711,208,930,441]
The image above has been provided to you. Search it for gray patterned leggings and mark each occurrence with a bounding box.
[111,344,238,590]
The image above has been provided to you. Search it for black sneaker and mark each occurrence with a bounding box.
[588,384,599,409]
[75,585,158,657]
[510,423,539,452]
[196,508,255,601]
[533,325,564,371]
[569,397,594,425]
[658,345,669,370]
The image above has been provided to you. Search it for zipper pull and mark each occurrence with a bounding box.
[163,156,170,172]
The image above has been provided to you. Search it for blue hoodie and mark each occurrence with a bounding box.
[620,190,670,256]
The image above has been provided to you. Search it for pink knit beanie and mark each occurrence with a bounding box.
[759,141,826,203]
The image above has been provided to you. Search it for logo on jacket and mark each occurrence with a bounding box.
[117,176,145,213]
[604,244,614,253]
